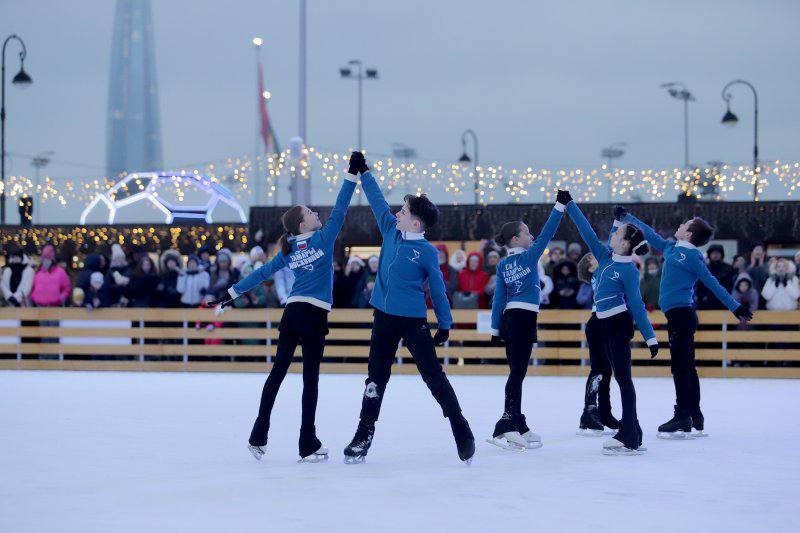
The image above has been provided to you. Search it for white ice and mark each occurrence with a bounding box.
[1,370,798,533]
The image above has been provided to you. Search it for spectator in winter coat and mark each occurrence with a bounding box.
[332,260,349,309]
[76,253,108,292]
[1,249,34,306]
[456,252,490,308]
[697,244,735,310]
[482,250,502,308]
[177,255,210,306]
[30,244,71,307]
[272,266,295,306]
[640,256,662,310]
[127,256,160,307]
[576,280,593,309]
[198,246,214,272]
[732,273,759,314]
[747,244,770,301]
[249,245,266,270]
[106,244,132,305]
[795,251,800,278]
[357,255,380,308]
[550,260,580,309]
[157,250,183,307]
[234,259,268,309]
[538,260,554,308]
[732,254,747,277]
[449,249,467,274]
[566,242,583,264]
[545,246,565,277]
[434,244,459,302]
[340,256,366,308]
[761,259,800,311]
[84,271,112,309]
[208,249,240,299]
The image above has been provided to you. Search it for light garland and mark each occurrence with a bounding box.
[1,148,798,211]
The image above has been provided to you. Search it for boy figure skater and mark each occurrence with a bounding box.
[343,152,475,464]
[617,207,753,438]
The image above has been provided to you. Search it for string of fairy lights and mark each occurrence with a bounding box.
[1,147,799,212]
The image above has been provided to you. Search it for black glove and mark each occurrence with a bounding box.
[490,335,504,346]
[733,304,753,322]
[433,328,449,346]
[208,295,234,310]
[613,205,628,222]
[649,344,659,359]
[348,151,369,175]
[556,189,573,205]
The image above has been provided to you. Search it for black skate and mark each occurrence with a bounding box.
[690,408,708,437]
[298,425,329,463]
[487,414,526,452]
[450,413,476,464]
[603,419,646,456]
[343,422,374,464]
[657,406,694,440]
[577,405,605,437]
[598,408,619,431]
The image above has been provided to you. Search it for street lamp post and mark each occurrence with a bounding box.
[2,34,33,225]
[661,82,695,168]
[600,142,626,201]
[721,79,759,201]
[458,129,479,204]
[339,60,378,151]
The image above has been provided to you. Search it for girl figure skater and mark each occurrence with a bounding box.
[562,191,658,455]
[211,153,359,463]
[487,192,566,450]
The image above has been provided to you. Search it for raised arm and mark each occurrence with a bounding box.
[318,174,358,243]
[425,251,453,330]
[693,256,742,314]
[622,268,657,347]
[489,267,508,336]
[230,253,286,298]
[566,201,609,258]
[526,203,565,261]
[607,219,621,246]
[623,213,668,252]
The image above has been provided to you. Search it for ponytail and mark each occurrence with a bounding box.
[495,221,522,247]
[279,205,306,256]
[622,224,648,256]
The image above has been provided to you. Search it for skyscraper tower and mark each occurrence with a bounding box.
[106,0,163,177]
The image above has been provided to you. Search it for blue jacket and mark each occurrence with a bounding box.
[490,204,565,335]
[568,202,656,345]
[589,219,621,312]
[361,171,452,329]
[624,214,740,313]
[230,176,357,310]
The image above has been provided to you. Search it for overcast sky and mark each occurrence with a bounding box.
[1,0,799,222]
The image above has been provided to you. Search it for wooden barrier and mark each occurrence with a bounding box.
[0,308,798,378]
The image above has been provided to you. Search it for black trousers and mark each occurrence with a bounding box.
[665,307,700,412]
[584,313,613,411]
[499,308,538,419]
[249,302,329,447]
[357,309,462,425]
[598,311,640,444]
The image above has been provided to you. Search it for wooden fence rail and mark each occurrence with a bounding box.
[0,308,798,378]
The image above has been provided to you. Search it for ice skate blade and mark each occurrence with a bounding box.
[343,455,366,465]
[691,429,709,438]
[486,437,526,452]
[523,441,543,450]
[602,446,646,456]
[657,431,695,440]
[248,445,265,461]
[462,457,473,466]
[298,453,329,464]
[577,428,605,437]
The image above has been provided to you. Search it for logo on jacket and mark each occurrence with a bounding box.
[677,252,686,263]
[297,241,308,251]
[364,382,379,399]
[409,249,420,264]
[302,264,314,272]
[611,271,620,280]
[513,280,523,294]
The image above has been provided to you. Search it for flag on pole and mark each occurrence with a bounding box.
[258,63,279,154]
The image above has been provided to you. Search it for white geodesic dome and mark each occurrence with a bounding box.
[80,172,247,225]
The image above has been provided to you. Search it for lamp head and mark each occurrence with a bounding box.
[721,106,738,127]
[12,64,32,86]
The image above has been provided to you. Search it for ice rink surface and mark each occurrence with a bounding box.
[1,370,798,532]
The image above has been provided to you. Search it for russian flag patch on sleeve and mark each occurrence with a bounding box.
[298,240,308,250]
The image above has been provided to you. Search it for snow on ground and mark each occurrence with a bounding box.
[1,370,798,533]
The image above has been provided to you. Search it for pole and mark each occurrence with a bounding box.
[254,42,261,208]
[721,80,759,201]
[357,68,363,151]
[2,35,29,226]
[299,0,306,142]
[683,97,689,168]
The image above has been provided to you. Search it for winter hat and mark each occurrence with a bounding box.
[707,244,725,259]
[449,249,467,271]
[368,255,380,270]
[347,256,365,268]
[90,271,104,286]
[567,242,583,256]
[487,251,500,262]
[72,287,85,306]
[249,245,264,262]
[216,249,232,265]
[41,244,56,261]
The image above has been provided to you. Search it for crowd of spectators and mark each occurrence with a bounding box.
[2,240,799,313]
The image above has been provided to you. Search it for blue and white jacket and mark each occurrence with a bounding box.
[361,171,452,329]
[229,175,357,311]
[624,213,740,314]
[489,204,565,335]
[568,202,657,346]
